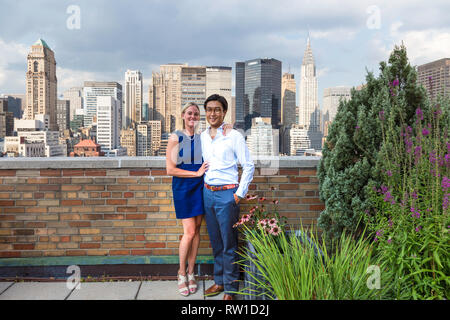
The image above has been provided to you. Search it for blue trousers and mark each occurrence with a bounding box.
[203,186,240,295]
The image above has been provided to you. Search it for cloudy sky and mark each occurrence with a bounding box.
[1,0,449,105]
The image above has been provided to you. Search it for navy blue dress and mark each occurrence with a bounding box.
[172,130,204,219]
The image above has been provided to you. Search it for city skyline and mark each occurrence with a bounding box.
[1,1,450,108]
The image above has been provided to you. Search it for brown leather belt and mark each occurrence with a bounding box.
[204,183,239,191]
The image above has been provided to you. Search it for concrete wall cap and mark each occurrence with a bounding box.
[0,156,320,169]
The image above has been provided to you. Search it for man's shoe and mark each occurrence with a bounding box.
[223,294,234,300]
[205,284,224,297]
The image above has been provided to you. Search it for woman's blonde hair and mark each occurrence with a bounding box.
[181,102,200,129]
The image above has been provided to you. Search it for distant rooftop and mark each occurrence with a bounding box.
[75,139,101,148]
[34,38,51,49]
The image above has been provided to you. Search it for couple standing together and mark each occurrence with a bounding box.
[165,94,255,300]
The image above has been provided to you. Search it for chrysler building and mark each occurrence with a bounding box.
[298,37,322,149]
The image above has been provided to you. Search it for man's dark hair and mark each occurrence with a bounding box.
[204,94,228,112]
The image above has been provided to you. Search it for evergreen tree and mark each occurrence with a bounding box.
[317,44,430,242]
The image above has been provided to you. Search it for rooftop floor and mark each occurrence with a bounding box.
[0,279,244,300]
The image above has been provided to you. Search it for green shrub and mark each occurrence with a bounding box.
[318,44,429,243]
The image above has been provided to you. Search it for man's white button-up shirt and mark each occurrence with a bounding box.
[200,124,255,199]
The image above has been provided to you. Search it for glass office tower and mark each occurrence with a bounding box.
[235,58,281,131]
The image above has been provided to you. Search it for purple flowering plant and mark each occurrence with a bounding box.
[366,96,449,299]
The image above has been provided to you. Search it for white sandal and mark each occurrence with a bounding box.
[177,273,189,297]
[187,272,197,294]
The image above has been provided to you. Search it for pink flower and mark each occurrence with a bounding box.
[233,219,243,228]
[416,107,423,122]
[442,176,450,191]
[268,218,278,227]
[269,226,281,236]
[246,195,258,200]
[392,78,399,87]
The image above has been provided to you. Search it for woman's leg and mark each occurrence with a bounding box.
[187,214,203,275]
[179,217,197,277]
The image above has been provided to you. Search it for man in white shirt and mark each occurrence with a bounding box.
[201,94,255,300]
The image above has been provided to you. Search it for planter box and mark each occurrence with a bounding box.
[242,240,276,300]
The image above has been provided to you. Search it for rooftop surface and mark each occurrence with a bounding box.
[0,280,244,300]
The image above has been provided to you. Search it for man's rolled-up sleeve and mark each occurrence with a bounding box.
[233,132,255,199]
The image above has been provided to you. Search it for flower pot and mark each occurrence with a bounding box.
[242,240,276,300]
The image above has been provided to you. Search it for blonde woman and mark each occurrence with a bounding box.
[166,102,232,297]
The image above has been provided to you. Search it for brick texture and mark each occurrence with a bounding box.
[0,165,323,258]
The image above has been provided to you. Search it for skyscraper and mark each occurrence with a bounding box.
[63,87,83,122]
[180,66,206,130]
[206,66,232,124]
[0,98,14,138]
[83,81,122,129]
[246,117,278,156]
[417,58,450,101]
[137,123,152,156]
[299,37,321,150]
[290,124,311,156]
[150,64,232,133]
[120,128,136,156]
[235,62,245,129]
[322,86,351,130]
[281,72,296,128]
[0,94,25,119]
[124,70,143,129]
[150,64,185,133]
[56,99,70,135]
[235,58,282,131]
[148,120,161,156]
[96,96,119,153]
[25,39,57,131]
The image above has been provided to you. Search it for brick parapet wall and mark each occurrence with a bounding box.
[0,157,322,260]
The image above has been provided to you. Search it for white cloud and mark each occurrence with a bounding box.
[317,67,330,78]
[311,29,357,42]
[0,38,28,93]
[368,22,450,67]
[56,67,100,96]
[391,27,450,65]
